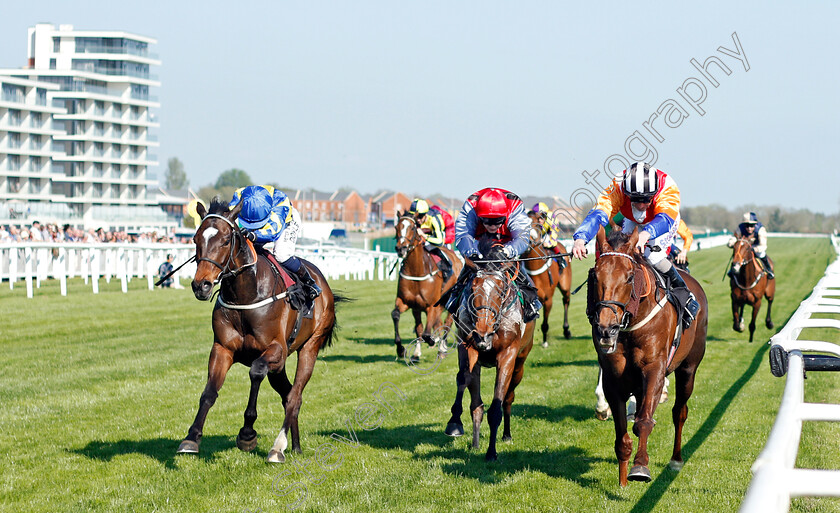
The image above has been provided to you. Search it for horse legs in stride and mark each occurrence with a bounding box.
[485,348,516,461]
[238,343,288,453]
[392,299,410,358]
[561,286,572,340]
[177,344,234,454]
[748,298,762,343]
[603,372,632,487]
[502,356,526,442]
[267,369,296,450]
[267,344,318,464]
[627,368,667,483]
[668,365,696,471]
[732,301,745,333]
[444,344,481,439]
[540,296,553,348]
[765,293,775,330]
[595,368,611,421]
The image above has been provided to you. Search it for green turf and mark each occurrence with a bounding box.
[0,238,838,512]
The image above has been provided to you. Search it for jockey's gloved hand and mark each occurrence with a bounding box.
[465,249,483,260]
[241,228,256,242]
[503,245,516,259]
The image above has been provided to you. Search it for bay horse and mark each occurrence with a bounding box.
[589,227,707,486]
[177,198,342,463]
[525,214,573,346]
[729,237,775,342]
[443,247,536,461]
[392,215,463,359]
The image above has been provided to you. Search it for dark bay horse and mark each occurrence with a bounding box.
[444,249,536,461]
[729,237,775,342]
[589,227,707,486]
[525,215,573,346]
[392,215,463,359]
[178,199,342,463]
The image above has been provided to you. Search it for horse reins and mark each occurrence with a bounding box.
[731,240,766,290]
[396,216,439,281]
[196,214,257,285]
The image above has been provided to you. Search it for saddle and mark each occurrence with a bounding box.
[254,246,312,316]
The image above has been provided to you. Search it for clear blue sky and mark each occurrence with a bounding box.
[3,1,839,213]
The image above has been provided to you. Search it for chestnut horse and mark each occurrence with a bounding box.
[178,199,343,463]
[525,215,573,346]
[589,227,707,486]
[392,215,462,359]
[729,237,775,342]
[444,248,536,461]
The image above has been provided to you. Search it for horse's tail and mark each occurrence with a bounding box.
[321,293,353,349]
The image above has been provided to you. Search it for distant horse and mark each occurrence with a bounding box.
[444,247,536,461]
[525,215,572,346]
[392,215,463,359]
[729,237,775,342]
[588,227,707,486]
[178,199,342,463]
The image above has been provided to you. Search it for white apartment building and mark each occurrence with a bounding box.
[0,23,174,231]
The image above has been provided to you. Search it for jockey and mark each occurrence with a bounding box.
[530,202,569,271]
[727,212,774,279]
[408,198,453,282]
[451,187,542,322]
[571,162,700,329]
[229,185,322,301]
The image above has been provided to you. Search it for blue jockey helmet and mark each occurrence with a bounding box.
[238,186,273,230]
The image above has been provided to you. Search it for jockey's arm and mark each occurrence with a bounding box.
[504,204,532,257]
[423,216,445,246]
[455,202,480,257]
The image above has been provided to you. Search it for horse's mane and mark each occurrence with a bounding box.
[208,197,230,215]
[606,230,629,250]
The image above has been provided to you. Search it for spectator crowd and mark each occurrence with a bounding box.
[0,222,192,244]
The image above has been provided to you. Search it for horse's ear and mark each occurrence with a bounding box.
[596,225,609,254]
[196,201,207,219]
[228,199,243,221]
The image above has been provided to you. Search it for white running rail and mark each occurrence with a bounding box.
[740,234,840,512]
[0,242,401,298]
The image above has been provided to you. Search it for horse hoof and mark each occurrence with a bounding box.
[266,449,285,463]
[541,341,548,348]
[669,459,684,471]
[424,336,435,347]
[734,324,744,333]
[176,440,200,454]
[502,434,512,442]
[396,345,405,358]
[659,392,669,404]
[445,422,464,437]
[766,321,775,329]
[628,465,651,482]
[236,434,258,452]
[563,328,572,340]
[595,408,611,421]
[485,452,498,462]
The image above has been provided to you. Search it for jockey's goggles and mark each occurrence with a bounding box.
[627,194,654,203]
[480,216,506,226]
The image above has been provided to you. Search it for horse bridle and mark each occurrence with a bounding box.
[196,214,256,285]
[731,239,765,290]
[471,267,519,334]
[395,216,422,254]
[591,252,637,331]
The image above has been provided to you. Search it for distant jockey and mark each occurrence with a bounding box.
[230,185,322,301]
[408,198,453,282]
[727,212,774,279]
[530,202,569,271]
[448,187,542,323]
[571,162,700,329]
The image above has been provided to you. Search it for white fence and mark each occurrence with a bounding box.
[740,235,840,512]
[0,242,401,298]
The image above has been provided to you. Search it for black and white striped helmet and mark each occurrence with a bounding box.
[622,162,659,202]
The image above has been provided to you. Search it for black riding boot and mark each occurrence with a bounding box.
[664,266,699,329]
[430,246,453,282]
[515,273,542,323]
[759,255,775,279]
[295,265,322,301]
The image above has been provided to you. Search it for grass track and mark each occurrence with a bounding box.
[0,238,838,512]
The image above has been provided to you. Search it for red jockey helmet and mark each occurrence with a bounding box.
[474,189,508,220]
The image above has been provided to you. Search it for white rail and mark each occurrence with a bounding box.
[740,235,840,512]
[0,242,401,298]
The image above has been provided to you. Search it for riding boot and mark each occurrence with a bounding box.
[551,246,567,271]
[516,273,542,323]
[760,255,775,279]
[431,247,453,282]
[664,266,699,330]
[295,265,322,301]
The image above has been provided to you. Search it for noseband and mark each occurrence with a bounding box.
[196,214,256,284]
[395,217,422,254]
[471,267,519,334]
[591,252,637,331]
